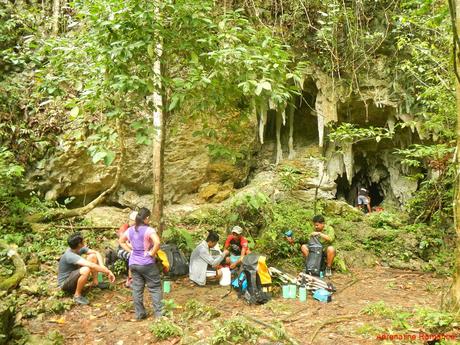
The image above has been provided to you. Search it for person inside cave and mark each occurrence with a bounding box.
[357,187,372,213]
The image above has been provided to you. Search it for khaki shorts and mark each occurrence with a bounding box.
[61,269,81,294]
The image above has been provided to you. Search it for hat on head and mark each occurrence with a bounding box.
[284,230,293,237]
[129,211,138,221]
[231,226,243,235]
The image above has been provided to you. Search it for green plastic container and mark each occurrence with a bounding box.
[299,287,307,302]
[282,285,290,299]
[289,284,297,299]
[163,280,171,293]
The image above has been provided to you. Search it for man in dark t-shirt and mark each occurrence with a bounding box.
[57,233,115,305]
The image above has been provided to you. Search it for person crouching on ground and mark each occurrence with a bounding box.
[57,232,115,305]
[119,207,163,320]
[301,215,336,277]
[189,231,229,286]
[116,210,137,288]
[224,226,250,269]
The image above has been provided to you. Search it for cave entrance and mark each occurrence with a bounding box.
[335,173,385,208]
[368,182,384,206]
[262,81,319,155]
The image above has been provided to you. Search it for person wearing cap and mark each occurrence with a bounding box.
[357,187,371,213]
[224,226,250,269]
[116,210,137,287]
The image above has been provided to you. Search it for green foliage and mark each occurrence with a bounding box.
[355,323,384,336]
[328,123,394,145]
[112,259,127,276]
[210,316,262,345]
[229,192,271,239]
[206,143,244,164]
[0,248,15,277]
[278,165,302,191]
[365,211,405,229]
[150,318,182,340]
[162,226,195,255]
[415,308,456,332]
[0,148,24,209]
[182,299,220,321]
[396,144,455,224]
[162,299,178,317]
[361,301,396,318]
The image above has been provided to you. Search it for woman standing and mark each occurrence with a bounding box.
[119,207,163,320]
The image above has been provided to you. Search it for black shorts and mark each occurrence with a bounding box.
[61,269,81,294]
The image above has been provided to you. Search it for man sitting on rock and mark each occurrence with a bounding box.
[224,226,250,269]
[57,232,115,305]
[189,231,229,286]
[301,215,336,277]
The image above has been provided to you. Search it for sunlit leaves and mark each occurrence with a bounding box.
[327,123,394,144]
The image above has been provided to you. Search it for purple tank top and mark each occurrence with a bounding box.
[127,225,156,266]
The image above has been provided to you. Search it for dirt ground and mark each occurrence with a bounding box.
[24,267,457,345]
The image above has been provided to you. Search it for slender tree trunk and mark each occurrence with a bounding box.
[450,0,460,310]
[151,1,165,234]
[51,0,60,35]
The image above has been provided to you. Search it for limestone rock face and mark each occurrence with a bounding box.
[26,65,424,209]
[27,111,257,206]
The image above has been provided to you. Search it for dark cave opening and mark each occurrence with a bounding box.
[335,162,386,208]
[262,81,319,149]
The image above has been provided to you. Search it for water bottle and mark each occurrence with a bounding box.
[320,271,324,279]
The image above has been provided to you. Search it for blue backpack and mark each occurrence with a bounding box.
[231,254,270,305]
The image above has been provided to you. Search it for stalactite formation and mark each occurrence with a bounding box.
[275,110,283,164]
[288,105,295,159]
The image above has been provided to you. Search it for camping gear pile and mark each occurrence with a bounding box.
[231,253,272,305]
[269,267,335,302]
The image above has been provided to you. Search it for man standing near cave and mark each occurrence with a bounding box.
[357,187,372,213]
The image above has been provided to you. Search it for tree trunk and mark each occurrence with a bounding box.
[450,0,460,310]
[0,241,26,292]
[51,0,60,35]
[151,1,165,235]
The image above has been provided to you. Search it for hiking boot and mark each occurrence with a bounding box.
[325,267,332,277]
[73,295,89,305]
[135,313,147,321]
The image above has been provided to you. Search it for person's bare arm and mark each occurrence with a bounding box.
[149,231,161,257]
[75,258,115,282]
[311,232,332,242]
[230,246,248,269]
[86,249,105,267]
[119,233,132,252]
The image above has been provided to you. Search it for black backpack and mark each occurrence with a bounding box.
[305,236,324,276]
[234,253,271,305]
[161,244,189,277]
